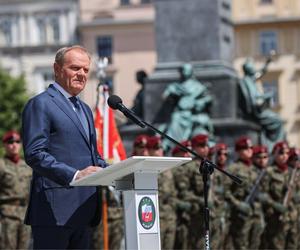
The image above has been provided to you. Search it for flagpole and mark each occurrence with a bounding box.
[96,58,109,250]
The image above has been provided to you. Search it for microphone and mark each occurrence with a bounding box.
[107,95,146,128]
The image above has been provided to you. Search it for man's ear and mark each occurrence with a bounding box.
[53,62,60,78]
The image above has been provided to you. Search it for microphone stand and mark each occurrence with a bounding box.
[111,101,242,250]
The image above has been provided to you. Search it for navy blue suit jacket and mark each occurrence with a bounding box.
[22,84,107,227]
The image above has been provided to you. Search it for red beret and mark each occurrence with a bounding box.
[172,140,191,156]
[252,145,268,155]
[133,134,149,147]
[235,136,253,151]
[215,143,228,152]
[191,134,208,147]
[146,136,162,149]
[272,141,289,154]
[2,130,20,143]
[288,147,300,161]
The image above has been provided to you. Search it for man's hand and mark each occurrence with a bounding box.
[75,166,102,180]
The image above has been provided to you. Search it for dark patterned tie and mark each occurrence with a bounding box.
[69,96,80,110]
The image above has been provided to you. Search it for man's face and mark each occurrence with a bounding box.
[274,148,289,166]
[54,49,90,96]
[238,147,253,160]
[193,144,209,158]
[217,149,228,166]
[4,139,21,157]
[134,145,149,156]
[148,147,164,157]
[253,153,269,168]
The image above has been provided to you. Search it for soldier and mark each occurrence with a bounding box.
[262,141,290,249]
[248,145,270,249]
[132,134,149,156]
[186,134,210,249]
[285,147,300,249]
[147,136,177,249]
[210,143,230,250]
[225,136,256,250]
[171,140,194,249]
[0,130,32,249]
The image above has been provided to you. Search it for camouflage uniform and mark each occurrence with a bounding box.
[0,157,32,250]
[225,160,257,250]
[91,188,123,250]
[158,169,177,249]
[262,166,290,249]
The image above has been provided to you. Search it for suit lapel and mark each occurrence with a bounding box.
[47,85,91,147]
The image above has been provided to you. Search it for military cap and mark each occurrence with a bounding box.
[146,136,162,150]
[2,130,21,143]
[191,134,209,148]
[215,143,228,152]
[252,145,268,155]
[272,141,289,154]
[235,136,253,151]
[172,140,191,156]
[288,147,300,162]
[133,134,149,147]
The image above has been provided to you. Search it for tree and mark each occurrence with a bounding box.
[0,68,29,156]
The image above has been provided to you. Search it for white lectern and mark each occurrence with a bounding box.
[71,156,192,250]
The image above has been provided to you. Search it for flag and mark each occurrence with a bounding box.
[94,84,127,164]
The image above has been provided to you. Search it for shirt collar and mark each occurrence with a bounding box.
[53,82,77,99]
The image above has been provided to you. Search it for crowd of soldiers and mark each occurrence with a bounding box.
[98,133,300,250]
[1,129,300,250]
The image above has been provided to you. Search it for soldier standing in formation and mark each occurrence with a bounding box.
[225,136,256,250]
[0,131,32,249]
[147,136,177,249]
[131,134,149,156]
[262,141,290,249]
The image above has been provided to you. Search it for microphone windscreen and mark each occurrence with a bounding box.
[107,95,122,110]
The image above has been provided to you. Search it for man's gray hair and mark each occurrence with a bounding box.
[55,45,91,66]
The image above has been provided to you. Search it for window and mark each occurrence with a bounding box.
[0,19,13,46]
[97,36,113,64]
[262,80,279,107]
[35,15,60,45]
[120,0,130,5]
[141,0,152,4]
[34,68,54,94]
[260,0,273,4]
[259,31,277,56]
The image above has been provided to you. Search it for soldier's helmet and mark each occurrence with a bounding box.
[172,140,191,156]
[215,143,228,152]
[2,130,21,144]
[272,141,289,154]
[235,136,253,151]
[252,145,268,156]
[146,136,163,150]
[191,134,209,148]
[288,147,300,162]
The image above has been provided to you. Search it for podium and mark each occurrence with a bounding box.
[71,156,192,250]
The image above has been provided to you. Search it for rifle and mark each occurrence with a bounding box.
[245,169,266,204]
[283,168,297,207]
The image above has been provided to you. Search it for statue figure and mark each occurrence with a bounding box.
[159,63,213,152]
[131,70,148,120]
[239,53,285,148]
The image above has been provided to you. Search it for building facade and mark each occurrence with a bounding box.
[233,0,300,146]
[0,0,78,96]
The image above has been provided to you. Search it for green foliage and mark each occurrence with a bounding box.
[0,68,29,156]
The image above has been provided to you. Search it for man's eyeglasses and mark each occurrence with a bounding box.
[217,152,228,157]
[255,155,268,159]
[278,150,289,155]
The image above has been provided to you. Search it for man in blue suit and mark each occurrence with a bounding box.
[22,45,107,249]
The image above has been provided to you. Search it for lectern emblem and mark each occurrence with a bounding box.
[138,196,156,229]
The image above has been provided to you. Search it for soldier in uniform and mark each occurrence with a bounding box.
[147,136,177,249]
[249,145,270,249]
[262,141,290,249]
[171,141,194,249]
[209,143,230,250]
[285,147,300,249]
[0,131,32,249]
[132,134,149,156]
[225,136,256,250]
[187,134,210,249]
